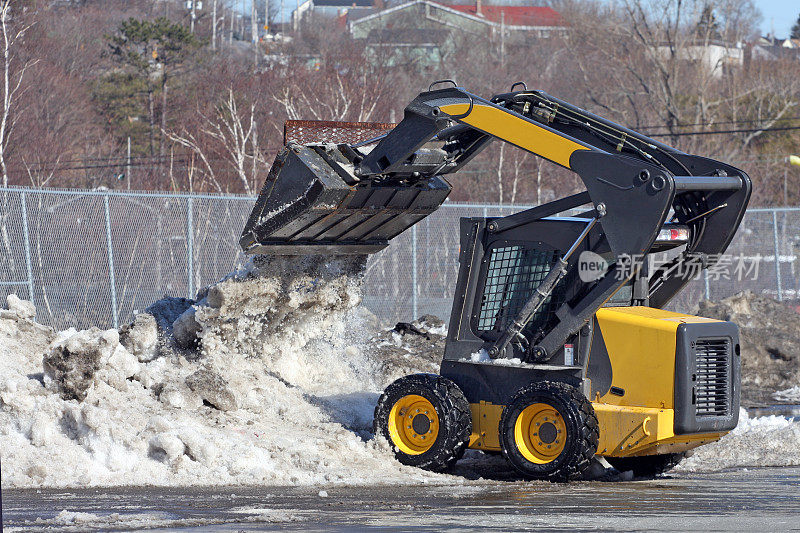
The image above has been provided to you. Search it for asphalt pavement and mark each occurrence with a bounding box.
[3,466,800,531]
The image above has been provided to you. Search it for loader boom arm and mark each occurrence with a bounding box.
[242,83,750,361]
[356,85,751,308]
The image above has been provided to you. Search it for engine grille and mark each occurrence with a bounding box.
[694,338,731,417]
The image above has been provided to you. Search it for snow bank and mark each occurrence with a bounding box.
[773,386,800,403]
[4,267,800,489]
[677,408,800,472]
[0,257,449,489]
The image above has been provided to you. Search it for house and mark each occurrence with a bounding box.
[437,1,564,37]
[682,40,744,78]
[349,0,567,66]
[294,0,380,27]
[653,39,744,78]
[747,36,800,64]
[780,38,800,49]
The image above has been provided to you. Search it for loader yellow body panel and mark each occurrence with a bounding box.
[594,306,718,408]
[466,306,730,457]
[439,103,591,169]
[468,401,504,451]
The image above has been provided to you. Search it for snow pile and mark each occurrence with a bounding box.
[677,408,800,472]
[6,268,800,489]
[773,386,800,403]
[0,256,449,489]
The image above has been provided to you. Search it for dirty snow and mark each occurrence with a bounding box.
[462,349,524,367]
[4,268,800,489]
[9,508,298,532]
[773,386,800,403]
[696,291,800,406]
[677,408,800,472]
[0,257,450,489]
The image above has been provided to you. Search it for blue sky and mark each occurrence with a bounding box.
[262,0,799,34]
[757,0,798,38]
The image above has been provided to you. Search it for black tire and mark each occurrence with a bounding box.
[499,381,599,482]
[607,453,685,478]
[374,373,471,472]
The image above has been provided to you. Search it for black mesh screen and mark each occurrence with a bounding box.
[476,245,564,334]
[695,338,731,417]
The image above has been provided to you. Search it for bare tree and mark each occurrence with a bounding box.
[273,67,387,123]
[0,0,35,187]
[166,89,266,194]
[0,0,35,283]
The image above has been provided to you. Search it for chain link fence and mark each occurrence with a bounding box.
[1,187,797,330]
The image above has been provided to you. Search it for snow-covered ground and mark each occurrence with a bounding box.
[1,255,799,489]
[678,409,800,472]
[0,256,448,488]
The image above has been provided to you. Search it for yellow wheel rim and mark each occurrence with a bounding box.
[387,394,440,455]
[514,402,567,464]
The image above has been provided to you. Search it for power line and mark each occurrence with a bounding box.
[7,123,799,176]
[638,115,800,133]
[5,157,196,176]
[649,124,800,137]
[9,148,282,173]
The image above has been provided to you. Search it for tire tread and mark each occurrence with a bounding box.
[374,373,471,472]
[500,381,599,482]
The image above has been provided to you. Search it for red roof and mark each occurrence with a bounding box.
[439,4,564,27]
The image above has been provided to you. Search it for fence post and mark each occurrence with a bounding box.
[411,224,418,319]
[103,194,119,328]
[20,192,35,308]
[187,197,194,298]
[772,210,782,302]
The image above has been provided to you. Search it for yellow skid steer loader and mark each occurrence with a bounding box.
[241,82,750,481]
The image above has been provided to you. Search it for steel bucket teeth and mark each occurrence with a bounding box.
[240,143,451,255]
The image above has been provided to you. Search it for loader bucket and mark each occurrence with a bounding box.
[240,121,452,255]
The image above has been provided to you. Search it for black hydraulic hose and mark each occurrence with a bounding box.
[525,94,694,176]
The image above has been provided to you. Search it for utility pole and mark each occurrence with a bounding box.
[251,0,259,66]
[212,0,218,50]
[190,0,198,34]
[230,4,235,44]
[126,137,131,190]
[265,0,270,35]
[500,11,505,66]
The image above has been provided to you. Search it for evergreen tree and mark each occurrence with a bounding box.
[107,18,201,159]
[696,4,721,40]
[92,72,150,154]
[792,13,800,39]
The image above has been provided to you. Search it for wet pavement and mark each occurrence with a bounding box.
[3,466,800,531]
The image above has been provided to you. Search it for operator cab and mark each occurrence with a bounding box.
[443,213,692,366]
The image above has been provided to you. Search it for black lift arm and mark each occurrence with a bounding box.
[242,83,751,360]
[357,84,751,308]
